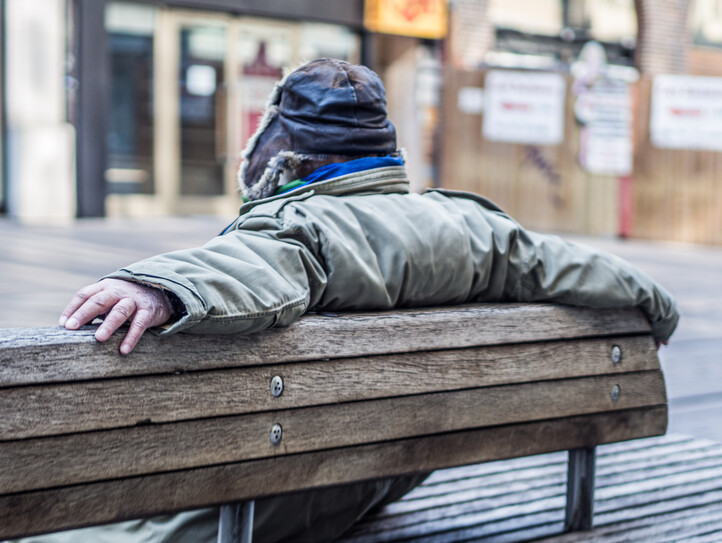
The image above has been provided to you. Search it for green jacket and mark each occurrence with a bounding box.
[107,164,679,342]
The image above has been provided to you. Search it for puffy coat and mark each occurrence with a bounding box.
[107,163,678,342]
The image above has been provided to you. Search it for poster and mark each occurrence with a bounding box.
[651,74,722,151]
[482,70,566,146]
[571,41,635,176]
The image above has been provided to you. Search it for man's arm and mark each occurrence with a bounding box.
[61,213,327,354]
[426,189,679,343]
[501,228,679,343]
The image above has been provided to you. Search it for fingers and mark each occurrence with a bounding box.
[63,288,121,330]
[119,309,154,355]
[95,297,138,342]
[59,283,105,327]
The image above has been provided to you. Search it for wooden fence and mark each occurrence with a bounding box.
[440,70,722,245]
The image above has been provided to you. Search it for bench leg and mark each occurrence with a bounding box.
[218,501,255,543]
[564,447,596,532]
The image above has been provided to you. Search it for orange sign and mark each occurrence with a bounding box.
[364,0,448,39]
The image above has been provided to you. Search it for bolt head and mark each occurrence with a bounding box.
[270,423,283,445]
[611,345,622,365]
[270,375,284,397]
[611,385,621,402]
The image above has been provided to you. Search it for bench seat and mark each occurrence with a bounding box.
[0,303,667,540]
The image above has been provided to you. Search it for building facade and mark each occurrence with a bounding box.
[2,0,443,222]
[442,0,722,245]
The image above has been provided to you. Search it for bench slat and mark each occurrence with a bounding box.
[0,336,657,440]
[0,407,666,540]
[0,305,650,386]
[0,372,666,492]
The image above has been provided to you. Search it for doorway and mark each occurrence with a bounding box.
[104,3,360,217]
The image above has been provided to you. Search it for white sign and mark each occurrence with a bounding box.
[651,75,722,151]
[576,80,633,176]
[483,70,566,145]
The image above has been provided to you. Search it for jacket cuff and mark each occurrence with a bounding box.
[650,307,680,343]
[103,266,207,335]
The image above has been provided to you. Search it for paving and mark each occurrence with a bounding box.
[1,216,720,443]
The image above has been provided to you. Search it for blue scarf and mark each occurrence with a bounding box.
[278,156,403,195]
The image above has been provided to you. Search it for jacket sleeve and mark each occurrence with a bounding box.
[427,189,678,343]
[503,227,679,342]
[468,202,679,343]
[104,208,327,335]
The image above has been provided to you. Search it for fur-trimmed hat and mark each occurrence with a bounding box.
[238,58,398,200]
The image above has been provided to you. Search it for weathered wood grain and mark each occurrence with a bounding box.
[0,407,667,540]
[0,304,650,385]
[0,336,658,439]
[0,372,666,492]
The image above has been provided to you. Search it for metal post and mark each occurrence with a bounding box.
[218,501,255,543]
[565,447,596,532]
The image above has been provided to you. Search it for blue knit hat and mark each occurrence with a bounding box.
[238,59,398,200]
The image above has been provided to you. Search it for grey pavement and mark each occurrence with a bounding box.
[1,217,721,442]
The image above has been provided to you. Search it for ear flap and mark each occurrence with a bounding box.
[241,151,329,201]
[241,151,293,201]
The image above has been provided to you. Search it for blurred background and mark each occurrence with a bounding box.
[1,0,722,240]
[1,0,721,442]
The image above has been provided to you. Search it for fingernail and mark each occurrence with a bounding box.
[58,316,67,327]
[120,344,131,355]
[95,329,109,341]
[66,318,79,329]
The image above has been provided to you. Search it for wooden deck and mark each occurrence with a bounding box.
[340,434,722,543]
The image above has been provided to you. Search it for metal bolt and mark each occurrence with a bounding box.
[270,375,284,397]
[611,385,621,403]
[611,345,622,365]
[270,423,283,445]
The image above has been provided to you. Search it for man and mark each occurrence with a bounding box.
[57,59,678,542]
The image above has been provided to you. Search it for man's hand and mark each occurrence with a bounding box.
[59,278,173,355]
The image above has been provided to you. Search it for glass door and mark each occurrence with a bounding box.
[163,10,235,215]
[104,4,360,217]
[106,7,235,216]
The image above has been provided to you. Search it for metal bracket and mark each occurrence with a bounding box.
[565,447,596,532]
[218,501,255,543]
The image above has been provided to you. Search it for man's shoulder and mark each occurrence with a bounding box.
[424,188,509,215]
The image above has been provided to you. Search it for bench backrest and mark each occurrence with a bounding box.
[0,303,667,539]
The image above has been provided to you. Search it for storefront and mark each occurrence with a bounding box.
[77,0,364,217]
[3,0,444,221]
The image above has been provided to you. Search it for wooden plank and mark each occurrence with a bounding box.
[0,407,667,540]
[0,373,666,491]
[548,501,722,543]
[0,304,651,385]
[414,434,698,493]
[343,471,567,539]
[0,336,659,439]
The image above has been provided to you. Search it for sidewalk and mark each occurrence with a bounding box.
[2,216,721,443]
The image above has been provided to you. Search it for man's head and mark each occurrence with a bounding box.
[238,58,398,200]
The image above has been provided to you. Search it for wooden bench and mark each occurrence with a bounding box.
[0,303,667,541]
